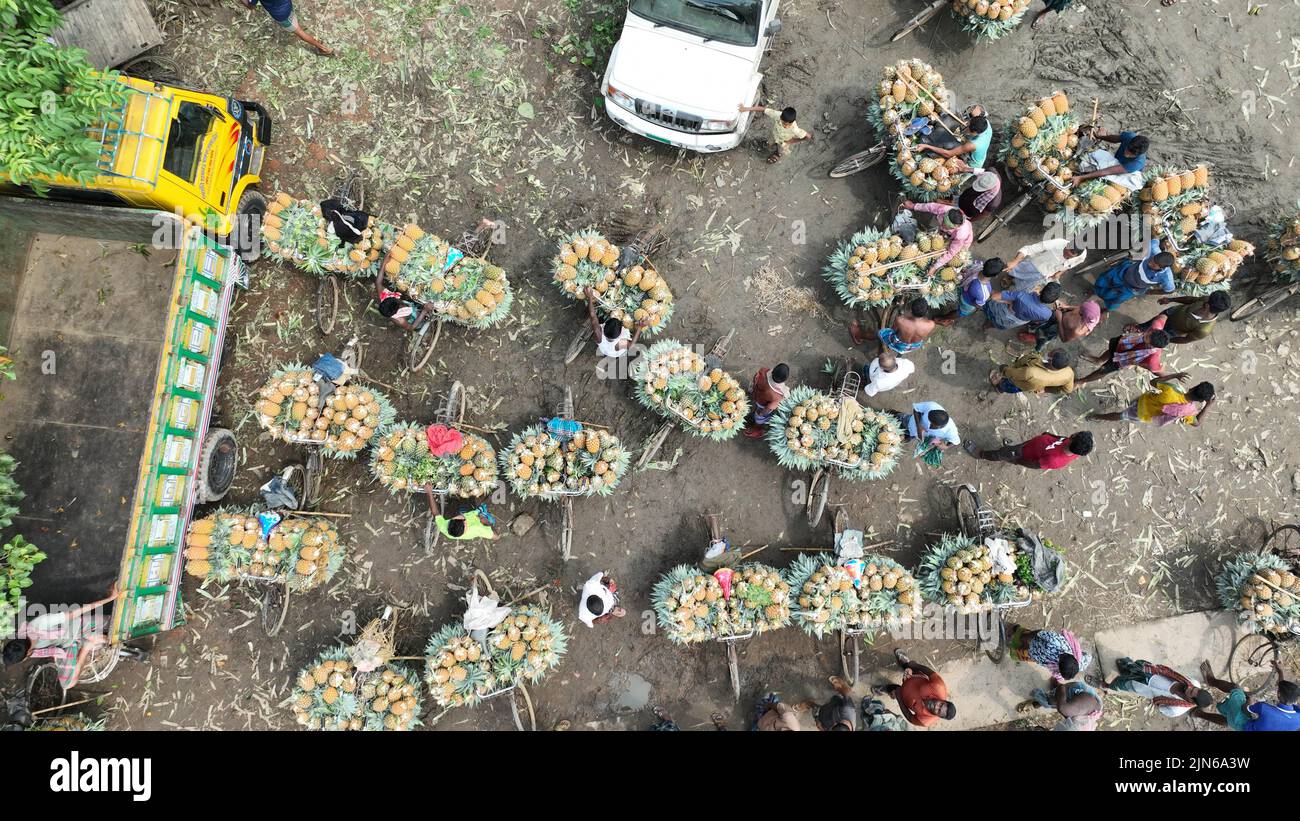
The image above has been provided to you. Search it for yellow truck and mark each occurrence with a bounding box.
[5,74,272,258]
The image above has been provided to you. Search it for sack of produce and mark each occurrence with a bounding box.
[183,509,343,592]
[765,386,905,480]
[371,423,497,496]
[499,425,628,499]
[630,340,749,440]
[823,224,967,309]
[551,229,674,335]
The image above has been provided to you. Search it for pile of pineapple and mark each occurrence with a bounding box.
[949,0,1033,39]
[183,509,342,591]
[254,366,395,457]
[1217,552,1300,635]
[291,648,422,731]
[917,533,1025,612]
[652,565,728,644]
[500,425,628,499]
[1138,166,1252,293]
[423,624,499,708]
[382,226,512,328]
[785,553,920,638]
[371,423,497,497]
[823,225,967,309]
[767,386,905,480]
[719,564,791,634]
[870,60,967,201]
[1264,209,1300,284]
[488,606,568,684]
[630,340,749,441]
[261,193,385,278]
[551,230,674,334]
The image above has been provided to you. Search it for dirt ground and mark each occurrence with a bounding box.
[10,0,1300,731]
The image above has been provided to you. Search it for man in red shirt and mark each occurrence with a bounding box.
[964,431,1093,470]
[743,363,790,438]
[873,649,956,728]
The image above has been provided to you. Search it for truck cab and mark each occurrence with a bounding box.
[7,75,272,257]
[601,0,782,153]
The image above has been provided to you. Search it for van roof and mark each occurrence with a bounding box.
[92,77,174,186]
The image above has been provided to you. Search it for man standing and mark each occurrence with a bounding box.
[1075,314,1173,385]
[873,648,956,728]
[990,349,1076,395]
[1102,658,1214,718]
[1021,296,1102,350]
[948,257,1004,319]
[1143,291,1231,345]
[954,170,1002,222]
[899,401,960,451]
[743,362,790,438]
[586,286,648,360]
[432,500,498,541]
[1087,377,1215,428]
[861,349,915,397]
[904,201,973,278]
[1195,661,1300,731]
[985,282,1062,331]
[876,298,937,355]
[964,431,1093,470]
[737,103,812,163]
[577,572,626,627]
[1004,238,1088,291]
[1092,241,1176,311]
[239,0,332,56]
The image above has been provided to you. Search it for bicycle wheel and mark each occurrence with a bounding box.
[279,462,306,510]
[79,643,121,684]
[408,320,441,373]
[564,325,592,365]
[1227,633,1280,697]
[510,684,537,731]
[891,0,945,41]
[956,485,982,539]
[807,469,829,528]
[559,499,573,561]
[559,385,574,419]
[726,641,741,701]
[442,380,466,427]
[1230,283,1298,322]
[839,631,860,685]
[303,449,323,510]
[829,144,887,178]
[635,421,674,470]
[262,580,291,637]
[1263,524,1300,565]
[426,511,440,551]
[976,191,1030,243]
[316,276,339,335]
[986,613,1008,663]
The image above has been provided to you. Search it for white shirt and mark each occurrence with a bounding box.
[863,357,915,397]
[1018,238,1087,279]
[596,327,631,358]
[578,572,616,628]
[906,401,960,446]
[1125,673,1203,717]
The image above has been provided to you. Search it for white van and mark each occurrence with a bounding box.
[601,0,783,153]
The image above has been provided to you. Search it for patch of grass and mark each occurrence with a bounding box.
[554,0,623,75]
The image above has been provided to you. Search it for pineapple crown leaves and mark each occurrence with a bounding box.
[953,0,1033,41]
[488,605,569,684]
[1215,551,1293,612]
[764,386,828,473]
[782,553,861,637]
[291,646,363,724]
[915,532,979,601]
[423,624,495,707]
[0,453,24,531]
[428,256,515,329]
[823,227,894,308]
[766,388,903,480]
[650,564,727,644]
[823,227,961,310]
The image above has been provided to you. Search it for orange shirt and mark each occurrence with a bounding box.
[899,672,949,727]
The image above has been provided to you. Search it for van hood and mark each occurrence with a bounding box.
[608,23,756,118]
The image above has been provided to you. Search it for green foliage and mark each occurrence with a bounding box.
[553,1,623,74]
[0,453,22,530]
[2,535,47,639]
[0,0,129,194]
[0,345,14,388]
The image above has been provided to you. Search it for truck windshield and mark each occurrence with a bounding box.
[163,102,215,184]
[629,0,762,47]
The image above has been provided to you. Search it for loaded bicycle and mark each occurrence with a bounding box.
[632,328,737,470]
[976,124,1100,243]
[314,170,366,334]
[275,337,364,510]
[953,484,1036,661]
[1221,525,1300,697]
[805,365,862,528]
[401,219,498,373]
[562,223,669,365]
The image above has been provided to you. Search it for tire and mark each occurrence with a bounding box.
[331,170,366,212]
[426,514,440,551]
[1263,524,1300,565]
[262,581,291,637]
[807,469,829,528]
[1230,283,1298,322]
[316,276,339,335]
[195,428,238,504]
[303,449,323,510]
[564,326,592,365]
[726,641,741,701]
[829,144,887,178]
[119,53,181,84]
[231,188,267,263]
[559,499,573,561]
[79,644,121,684]
[510,684,537,731]
[976,191,1030,243]
[839,631,859,685]
[408,320,440,373]
[986,614,1007,663]
[280,462,306,511]
[1227,633,1280,698]
[635,422,673,471]
[956,485,982,539]
[442,381,466,427]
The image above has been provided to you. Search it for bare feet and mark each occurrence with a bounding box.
[1015,699,1040,714]
[767,151,782,164]
[1161,0,1178,6]
[1031,9,1049,29]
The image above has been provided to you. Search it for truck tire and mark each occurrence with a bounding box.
[195,428,238,504]
[231,188,267,263]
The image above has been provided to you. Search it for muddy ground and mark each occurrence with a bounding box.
[10,0,1300,730]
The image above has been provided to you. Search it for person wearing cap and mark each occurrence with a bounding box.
[1022,296,1103,350]
[914,109,993,172]
[954,170,1003,222]
[903,200,973,277]
[578,572,626,627]
[743,362,790,438]
[737,103,813,163]
[1004,237,1088,291]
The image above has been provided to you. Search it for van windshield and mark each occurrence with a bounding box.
[163,102,215,184]
[629,0,762,47]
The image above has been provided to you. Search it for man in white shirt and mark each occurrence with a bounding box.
[1006,239,1087,291]
[586,286,648,359]
[862,350,915,397]
[577,572,626,628]
[900,401,960,449]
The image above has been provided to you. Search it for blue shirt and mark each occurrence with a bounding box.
[906,401,960,446]
[1006,290,1054,323]
[962,276,992,308]
[252,0,294,22]
[1243,703,1299,731]
[1114,131,1148,173]
[1122,239,1175,293]
[968,128,993,169]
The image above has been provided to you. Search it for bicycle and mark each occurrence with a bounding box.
[1229,276,1300,322]
[404,220,497,373]
[890,0,948,42]
[804,361,862,528]
[421,380,469,551]
[279,336,363,510]
[1224,525,1300,696]
[634,328,736,470]
[954,484,1034,662]
[315,170,367,335]
[562,224,666,365]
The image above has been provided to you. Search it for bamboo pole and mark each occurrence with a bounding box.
[32,697,95,717]
[899,75,965,139]
[285,509,351,518]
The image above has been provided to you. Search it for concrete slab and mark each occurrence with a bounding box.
[1092,610,1244,680]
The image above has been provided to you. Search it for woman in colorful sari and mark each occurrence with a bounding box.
[1007,623,1091,682]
